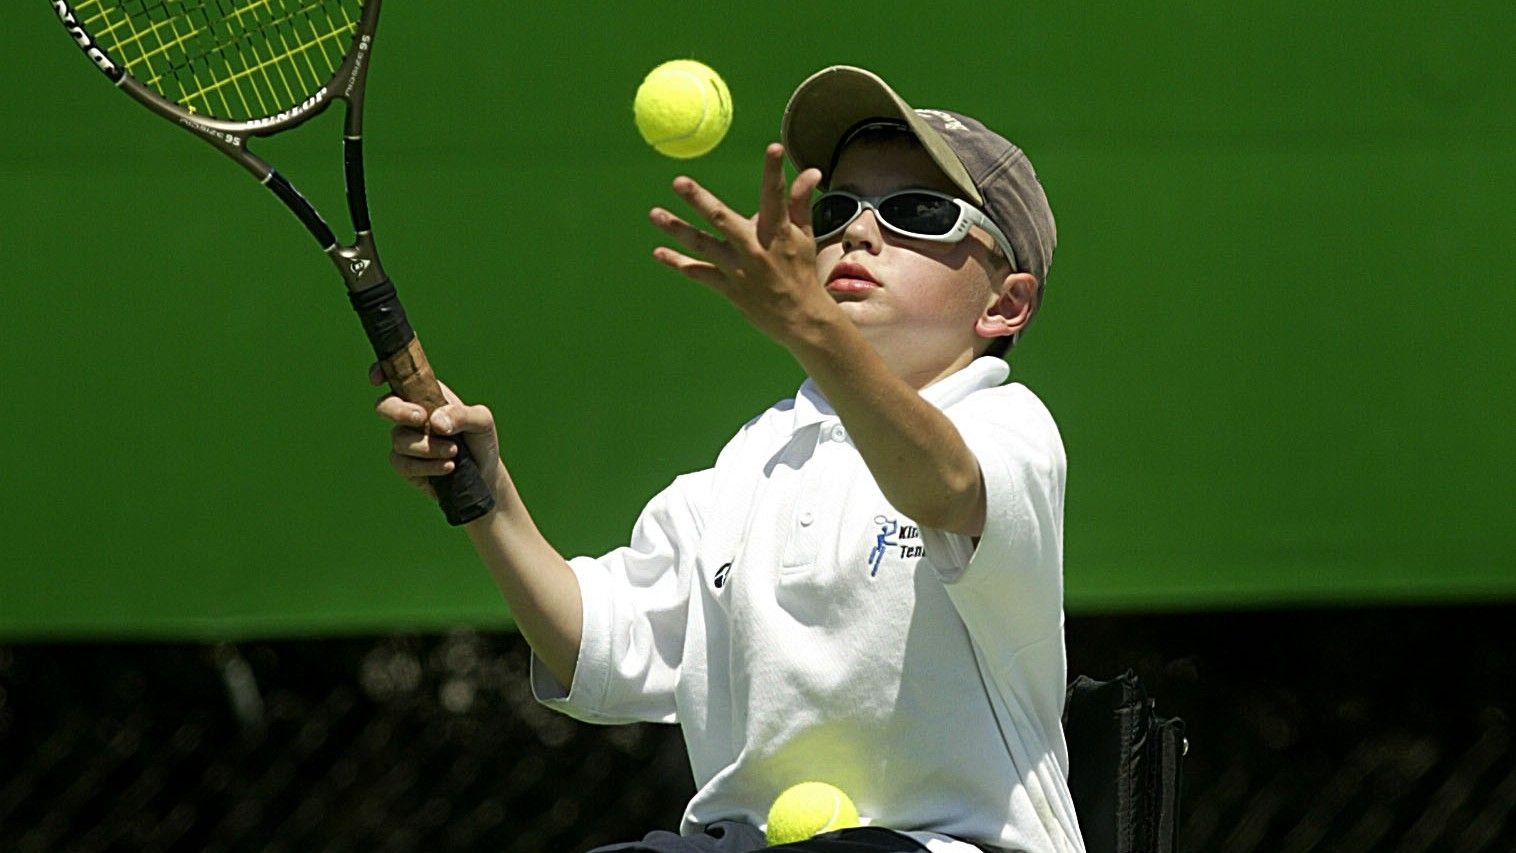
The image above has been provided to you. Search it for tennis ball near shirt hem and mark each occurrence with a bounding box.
[634,59,733,159]
[765,781,862,845]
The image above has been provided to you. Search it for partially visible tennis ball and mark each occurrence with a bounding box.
[765,781,861,846]
[634,59,732,159]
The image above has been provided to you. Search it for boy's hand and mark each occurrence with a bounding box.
[649,143,833,349]
[369,364,502,503]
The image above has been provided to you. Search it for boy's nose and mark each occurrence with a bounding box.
[841,208,884,254]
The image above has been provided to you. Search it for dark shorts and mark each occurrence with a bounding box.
[586,820,932,853]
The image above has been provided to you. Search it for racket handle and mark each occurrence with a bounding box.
[350,279,496,525]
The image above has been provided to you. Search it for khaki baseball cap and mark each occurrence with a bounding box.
[782,65,1056,291]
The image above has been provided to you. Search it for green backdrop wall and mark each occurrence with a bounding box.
[3,2,1512,640]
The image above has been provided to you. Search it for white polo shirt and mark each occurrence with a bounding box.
[533,357,1083,853]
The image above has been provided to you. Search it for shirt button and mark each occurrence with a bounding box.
[829,424,848,442]
[799,511,814,526]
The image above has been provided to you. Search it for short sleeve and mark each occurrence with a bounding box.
[531,468,714,725]
[920,385,1067,644]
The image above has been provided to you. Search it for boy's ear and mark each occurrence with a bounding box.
[975,272,1038,341]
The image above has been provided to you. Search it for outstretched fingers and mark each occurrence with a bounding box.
[649,202,734,289]
[650,206,733,268]
[649,147,821,295]
[672,175,753,249]
[755,143,788,246]
[651,245,727,289]
[789,167,824,231]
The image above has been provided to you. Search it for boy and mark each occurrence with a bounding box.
[375,66,1080,852]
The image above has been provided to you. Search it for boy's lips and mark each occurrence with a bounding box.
[826,262,880,292]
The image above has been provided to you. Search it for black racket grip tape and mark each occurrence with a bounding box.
[349,278,414,360]
[350,280,496,526]
[431,438,495,526]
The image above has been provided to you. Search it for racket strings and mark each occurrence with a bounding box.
[72,0,362,122]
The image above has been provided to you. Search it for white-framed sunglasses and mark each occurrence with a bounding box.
[811,189,1019,271]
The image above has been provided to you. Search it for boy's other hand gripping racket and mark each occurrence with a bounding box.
[52,0,495,525]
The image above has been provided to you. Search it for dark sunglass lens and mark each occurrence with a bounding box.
[812,195,860,234]
[879,193,958,234]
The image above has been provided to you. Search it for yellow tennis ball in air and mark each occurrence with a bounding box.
[765,781,861,845]
[634,59,732,159]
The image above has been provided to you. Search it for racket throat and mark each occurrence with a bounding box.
[329,231,388,292]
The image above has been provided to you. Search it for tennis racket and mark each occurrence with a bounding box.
[51,0,494,525]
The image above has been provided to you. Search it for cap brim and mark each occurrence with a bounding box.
[781,66,983,206]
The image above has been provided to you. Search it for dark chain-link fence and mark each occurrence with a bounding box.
[2,605,1512,851]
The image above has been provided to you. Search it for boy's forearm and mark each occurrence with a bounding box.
[785,313,987,537]
[465,468,583,688]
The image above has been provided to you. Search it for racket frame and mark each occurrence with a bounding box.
[51,0,496,525]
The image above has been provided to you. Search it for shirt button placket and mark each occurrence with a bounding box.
[780,423,829,569]
[804,426,837,530]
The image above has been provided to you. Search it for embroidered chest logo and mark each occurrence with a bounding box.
[867,515,924,576]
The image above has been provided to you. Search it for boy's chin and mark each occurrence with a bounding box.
[836,307,896,346]
[832,299,884,330]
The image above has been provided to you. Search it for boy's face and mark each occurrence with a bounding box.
[815,134,1022,376]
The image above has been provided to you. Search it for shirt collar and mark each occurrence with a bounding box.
[790,357,1011,431]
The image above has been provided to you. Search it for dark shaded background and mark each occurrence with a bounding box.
[4,605,1512,851]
